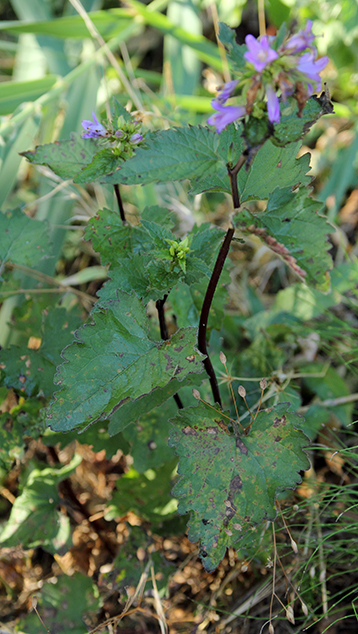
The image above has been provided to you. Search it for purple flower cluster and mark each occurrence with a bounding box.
[244,34,278,72]
[81,112,143,145]
[207,21,329,133]
[81,111,108,139]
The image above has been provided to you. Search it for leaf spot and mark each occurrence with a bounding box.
[236,438,248,454]
[273,415,287,427]
[182,426,198,436]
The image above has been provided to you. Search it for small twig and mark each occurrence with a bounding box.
[32,596,50,634]
[220,351,244,433]
[113,184,127,225]
[269,522,278,633]
[156,295,183,410]
[258,0,266,36]
[68,0,143,111]
[3,263,96,306]
[298,392,358,412]
[314,503,328,616]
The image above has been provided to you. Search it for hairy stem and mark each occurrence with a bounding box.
[113,183,126,225]
[156,295,184,410]
[198,154,246,406]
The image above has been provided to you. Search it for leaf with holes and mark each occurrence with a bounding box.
[169,401,310,572]
[234,188,332,290]
[47,291,204,432]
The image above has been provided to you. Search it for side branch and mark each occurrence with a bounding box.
[113,184,127,225]
[156,295,184,410]
[198,226,235,408]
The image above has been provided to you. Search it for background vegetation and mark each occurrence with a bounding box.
[0,0,358,632]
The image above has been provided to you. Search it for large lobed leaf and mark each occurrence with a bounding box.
[102,125,242,187]
[0,455,81,553]
[47,290,204,432]
[0,308,82,397]
[0,207,50,272]
[21,133,98,179]
[234,188,332,290]
[102,124,311,200]
[22,122,313,199]
[169,401,310,571]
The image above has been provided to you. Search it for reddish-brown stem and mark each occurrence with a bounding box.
[198,227,234,408]
[197,154,246,407]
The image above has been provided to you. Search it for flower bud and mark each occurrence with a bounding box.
[220,351,227,364]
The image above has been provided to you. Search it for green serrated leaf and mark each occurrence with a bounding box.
[169,401,310,571]
[74,148,121,182]
[105,461,177,524]
[234,188,332,289]
[272,95,334,147]
[0,413,26,469]
[107,371,206,436]
[0,454,81,553]
[218,22,247,71]
[0,307,82,397]
[85,207,150,266]
[21,132,98,179]
[301,363,353,427]
[102,125,242,188]
[0,207,50,271]
[88,212,225,303]
[238,141,311,202]
[96,254,182,303]
[169,274,229,333]
[47,291,204,432]
[112,96,133,123]
[110,525,175,595]
[16,573,101,634]
[189,132,310,199]
[122,399,178,471]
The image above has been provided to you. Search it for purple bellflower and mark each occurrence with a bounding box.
[297,52,329,91]
[284,20,315,53]
[207,21,329,133]
[266,84,280,123]
[81,111,108,139]
[207,100,246,134]
[130,132,143,144]
[216,80,239,103]
[244,34,279,72]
